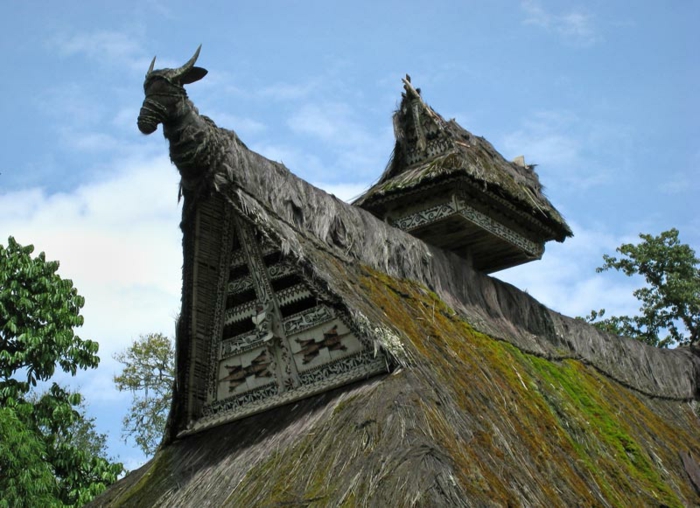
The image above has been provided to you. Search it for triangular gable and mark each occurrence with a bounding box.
[176,192,387,435]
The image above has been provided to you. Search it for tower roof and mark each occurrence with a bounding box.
[354,78,573,244]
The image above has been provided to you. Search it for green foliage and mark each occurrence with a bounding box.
[0,236,124,506]
[114,333,174,456]
[584,229,700,347]
[33,390,124,505]
[0,236,98,396]
[0,405,56,508]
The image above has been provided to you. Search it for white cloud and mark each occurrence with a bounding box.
[36,83,107,126]
[33,80,148,164]
[287,101,394,179]
[207,112,267,137]
[312,181,373,203]
[1,153,183,469]
[121,452,150,472]
[521,0,600,47]
[288,102,375,146]
[660,171,700,195]
[143,0,173,19]
[501,111,581,176]
[500,110,625,192]
[257,80,319,101]
[65,363,131,404]
[496,220,642,319]
[50,30,148,72]
[0,155,183,365]
[59,128,123,153]
[249,141,328,179]
[112,106,142,132]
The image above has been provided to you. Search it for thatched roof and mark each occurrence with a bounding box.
[94,261,700,506]
[92,79,700,505]
[354,80,572,243]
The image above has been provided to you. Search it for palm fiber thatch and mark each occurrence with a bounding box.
[92,55,700,506]
[94,259,700,506]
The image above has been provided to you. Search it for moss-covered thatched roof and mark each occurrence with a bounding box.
[354,80,573,242]
[94,265,700,506]
[94,126,700,506]
[93,75,699,505]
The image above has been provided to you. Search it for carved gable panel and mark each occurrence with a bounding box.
[181,208,387,436]
[401,99,452,167]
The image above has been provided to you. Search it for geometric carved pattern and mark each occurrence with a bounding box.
[228,275,254,295]
[401,97,452,166]
[283,305,335,335]
[457,201,543,257]
[394,202,456,231]
[224,263,298,302]
[191,221,387,436]
[202,383,278,417]
[220,330,265,359]
[268,263,297,280]
[221,349,274,392]
[203,203,239,403]
[291,320,360,372]
[194,352,386,435]
[392,194,543,258]
[223,301,258,330]
[229,249,246,269]
[298,349,379,385]
[234,221,298,394]
[276,285,313,308]
[405,137,452,165]
[296,325,348,364]
[368,176,559,241]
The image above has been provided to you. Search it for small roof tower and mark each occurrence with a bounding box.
[354,77,573,273]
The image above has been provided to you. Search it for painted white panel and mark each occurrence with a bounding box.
[216,346,275,400]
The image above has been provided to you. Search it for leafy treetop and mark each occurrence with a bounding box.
[0,236,123,507]
[584,229,699,348]
[0,236,99,401]
[114,332,175,456]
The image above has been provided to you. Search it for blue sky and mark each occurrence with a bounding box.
[1,1,698,470]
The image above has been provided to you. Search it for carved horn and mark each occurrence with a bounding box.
[168,45,202,81]
[146,56,156,76]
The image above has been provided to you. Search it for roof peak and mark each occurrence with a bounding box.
[401,74,422,101]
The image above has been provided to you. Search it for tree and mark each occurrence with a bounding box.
[0,405,56,507]
[114,333,174,456]
[0,236,124,507]
[583,229,700,347]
